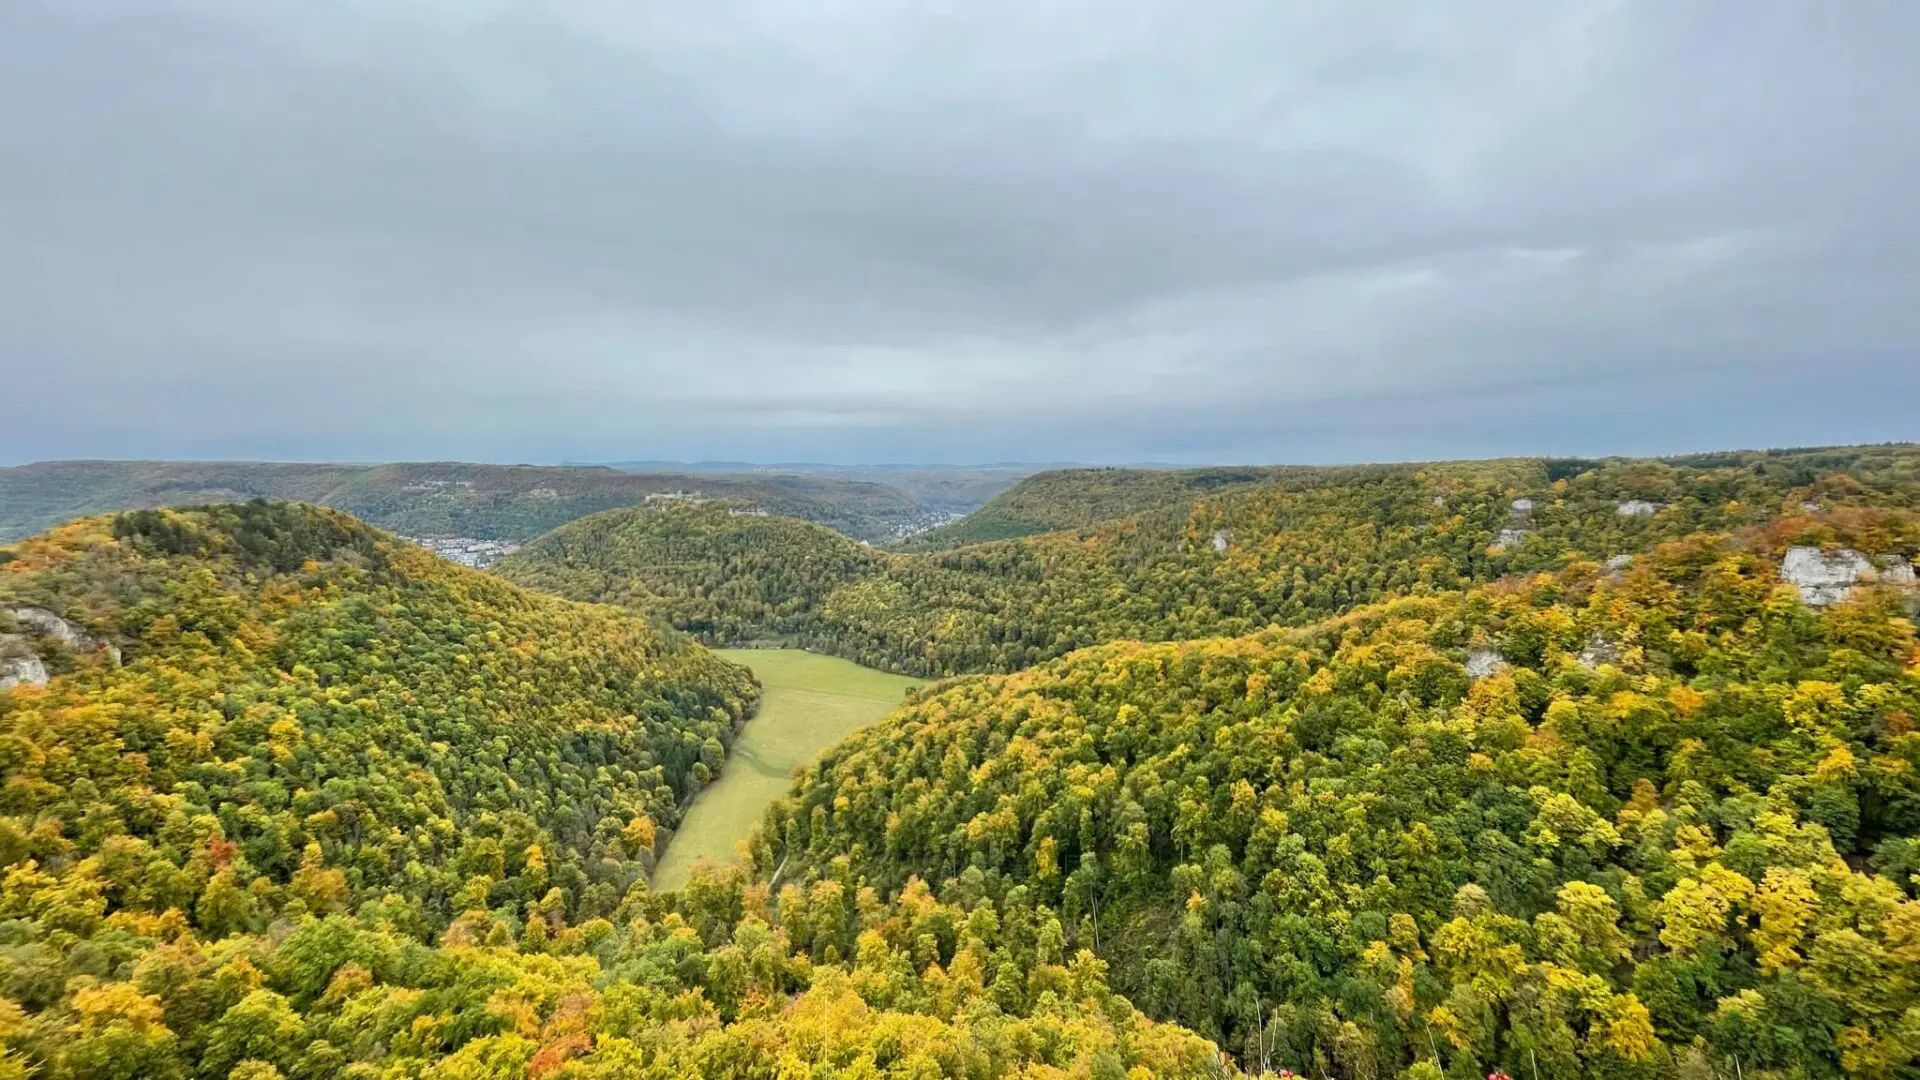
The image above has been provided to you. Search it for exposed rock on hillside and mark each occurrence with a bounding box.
[1465,647,1506,678]
[1782,546,1871,605]
[10,606,95,650]
[1492,527,1529,550]
[0,607,118,690]
[1509,498,1535,517]
[1617,499,1661,517]
[1578,635,1622,669]
[0,649,48,690]
[1211,528,1230,553]
[1780,546,1916,605]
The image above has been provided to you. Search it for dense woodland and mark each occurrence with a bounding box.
[0,503,1230,1077]
[909,449,1920,552]
[496,508,888,648]
[4,445,1920,1077]
[900,464,1361,549]
[762,509,1920,1078]
[500,446,1920,677]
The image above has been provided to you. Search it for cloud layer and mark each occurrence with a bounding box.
[3,0,1916,464]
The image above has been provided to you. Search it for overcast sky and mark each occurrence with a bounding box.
[2,1,1916,466]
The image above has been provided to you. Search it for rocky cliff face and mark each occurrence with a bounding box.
[9,606,95,650]
[1780,546,1917,606]
[0,607,111,691]
[0,649,48,691]
[1465,647,1506,678]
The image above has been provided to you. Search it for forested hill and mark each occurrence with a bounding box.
[498,445,1920,676]
[0,459,935,544]
[493,501,887,647]
[908,445,1920,550]
[759,508,1920,1078]
[898,462,1445,549]
[0,500,758,929]
[0,502,1235,1077]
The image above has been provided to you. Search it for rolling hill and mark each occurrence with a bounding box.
[498,444,1920,676]
[0,459,938,545]
[495,501,885,648]
[758,508,1920,1077]
[10,442,1920,1077]
[0,502,1235,1077]
[907,445,1920,550]
[899,463,1322,548]
[608,460,1048,517]
[0,501,758,921]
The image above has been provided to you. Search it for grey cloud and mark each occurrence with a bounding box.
[1,0,1916,465]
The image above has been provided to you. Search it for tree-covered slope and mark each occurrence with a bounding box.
[0,503,1233,1077]
[0,502,758,923]
[612,461,1043,517]
[899,462,1431,549]
[501,445,1920,677]
[0,460,934,544]
[762,509,1920,1078]
[912,446,1920,551]
[495,502,888,647]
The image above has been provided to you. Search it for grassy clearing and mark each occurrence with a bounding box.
[652,649,919,891]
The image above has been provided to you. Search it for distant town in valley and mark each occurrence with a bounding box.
[398,536,522,567]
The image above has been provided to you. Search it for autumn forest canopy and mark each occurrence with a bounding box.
[1,444,1919,1078]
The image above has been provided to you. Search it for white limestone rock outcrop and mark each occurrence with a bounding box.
[1617,500,1662,517]
[9,607,95,651]
[0,650,48,691]
[1211,528,1231,553]
[1492,527,1530,550]
[1605,554,1635,572]
[0,607,113,692]
[1780,547,1917,606]
[1782,547,1871,605]
[1510,498,1535,518]
[1465,648,1507,678]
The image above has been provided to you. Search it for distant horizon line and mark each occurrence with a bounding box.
[4,440,1915,473]
[1,456,1148,471]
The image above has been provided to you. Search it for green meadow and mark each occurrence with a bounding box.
[651,649,920,892]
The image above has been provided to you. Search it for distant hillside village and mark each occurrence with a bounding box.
[398,536,521,568]
[647,490,961,541]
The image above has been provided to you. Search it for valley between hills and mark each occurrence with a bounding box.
[1,444,1918,1078]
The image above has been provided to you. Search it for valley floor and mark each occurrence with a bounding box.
[651,648,920,891]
